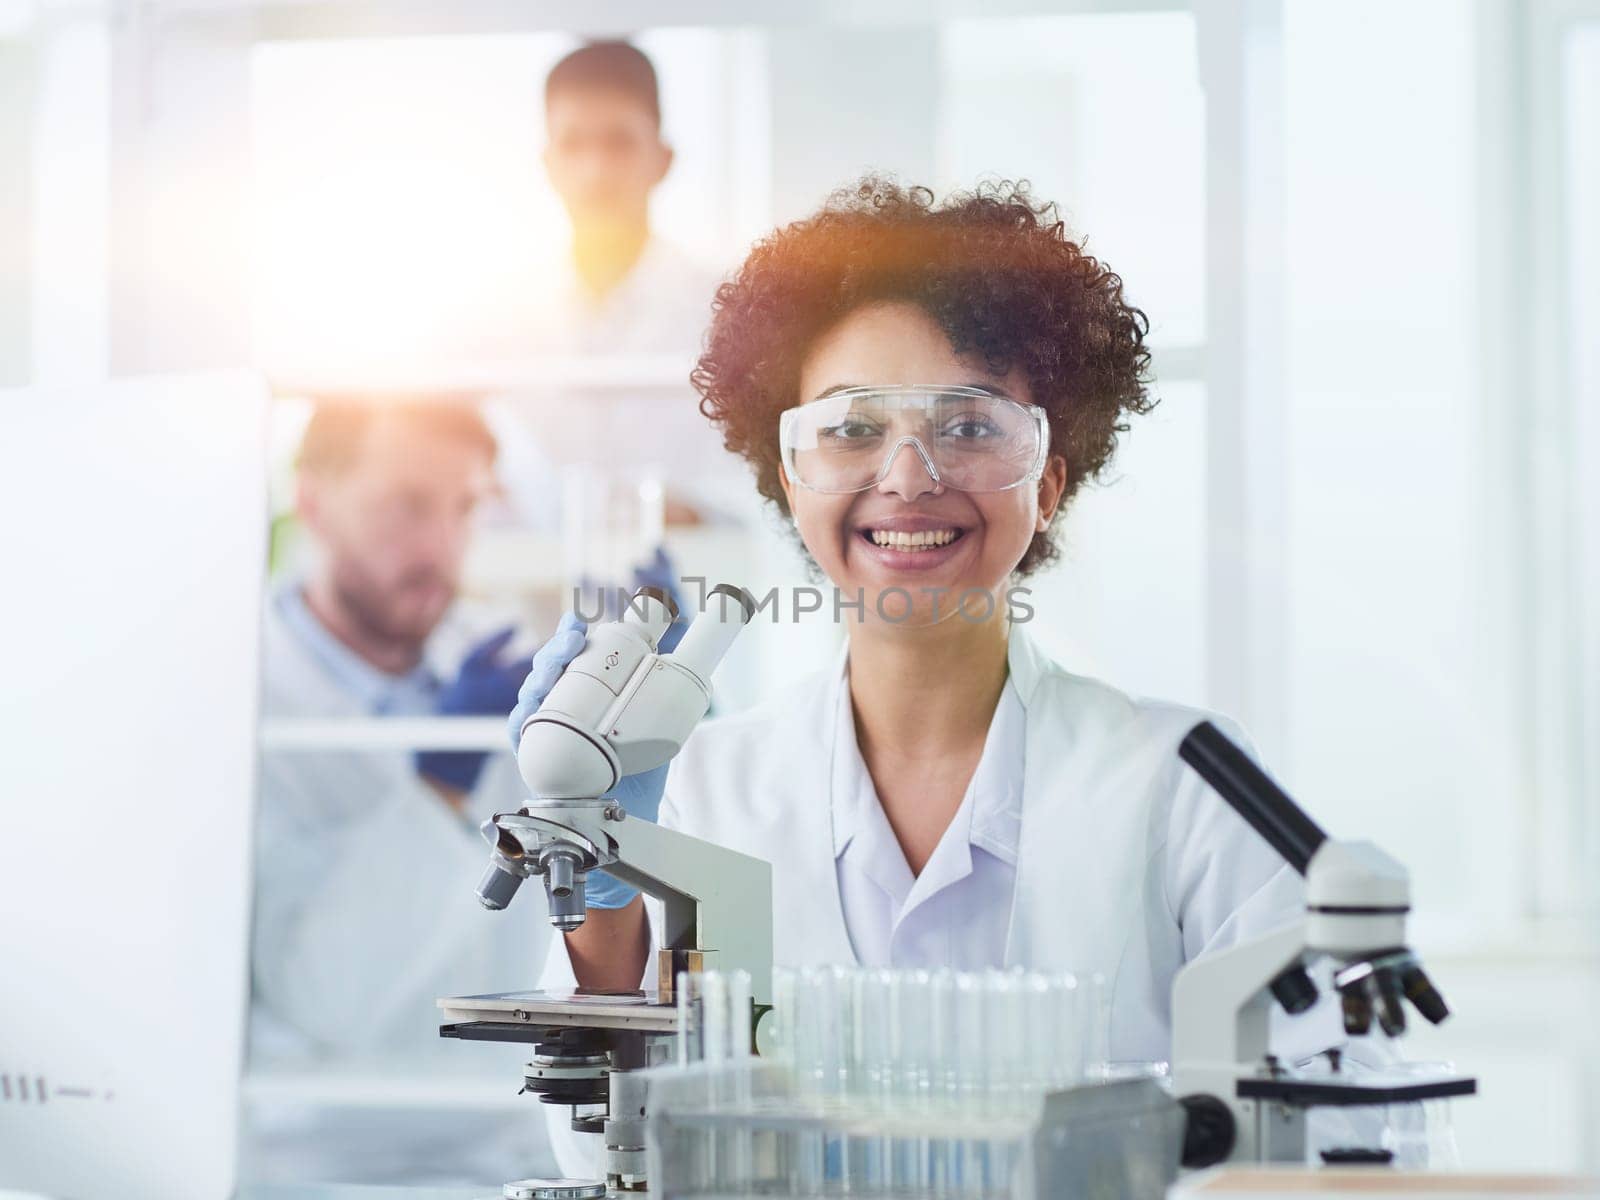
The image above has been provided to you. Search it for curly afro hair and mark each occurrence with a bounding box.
[691,177,1155,577]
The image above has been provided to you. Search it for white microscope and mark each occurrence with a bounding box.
[1171,721,1476,1166]
[437,584,773,1197]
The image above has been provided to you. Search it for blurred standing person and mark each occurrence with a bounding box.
[498,39,756,531]
[535,39,719,354]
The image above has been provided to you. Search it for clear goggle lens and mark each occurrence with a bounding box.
[778,386,1049,494]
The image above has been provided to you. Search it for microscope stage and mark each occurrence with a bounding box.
[1236,1073,1477,1107]
[436,989,680,1034]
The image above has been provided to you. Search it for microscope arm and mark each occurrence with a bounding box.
[498,807,773,1008]
[601,818,773,1007]
[1172,918,1307,1082]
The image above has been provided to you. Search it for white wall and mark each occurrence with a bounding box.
[1281,0,1598,1171]
[0,31,31,386]
[1563,21,1600,927]
[935,13,1211,708]
[26,15,108,384]
[1282,0,1520,938]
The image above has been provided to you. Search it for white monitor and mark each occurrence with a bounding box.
[0,372,269,1200]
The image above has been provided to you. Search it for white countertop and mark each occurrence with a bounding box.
[240,1188,490,1199]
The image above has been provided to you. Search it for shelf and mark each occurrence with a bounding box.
[241,1067,528,1111]
[267,355,697,397]
[259,717,509,753]
[461,525,766,596]
[268,347,1201,396]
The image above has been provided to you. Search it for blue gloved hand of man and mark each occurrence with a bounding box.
[416,626,532,794]
[506,611,668,909]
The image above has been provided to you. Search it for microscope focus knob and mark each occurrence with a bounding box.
[1179,1093,1236,1167]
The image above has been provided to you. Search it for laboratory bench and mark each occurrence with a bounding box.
[240,1188,487,1200]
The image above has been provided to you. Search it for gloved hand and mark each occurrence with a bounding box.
[416,626,533,794]
[506,611,668,910]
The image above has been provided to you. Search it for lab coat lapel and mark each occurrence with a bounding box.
[1001,624,1147,979]
[1000,623,1047,968]
[784,637,860,969]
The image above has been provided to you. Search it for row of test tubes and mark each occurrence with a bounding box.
[657,965,1110,1197]
[766,965,1109,1118]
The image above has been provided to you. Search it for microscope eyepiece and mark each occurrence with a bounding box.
[630,584,680,623]
[704,582,756,622]
[668,583,756,686]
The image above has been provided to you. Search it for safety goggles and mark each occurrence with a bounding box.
[778,385,1050,495]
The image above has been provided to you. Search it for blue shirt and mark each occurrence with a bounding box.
[272,584,442,717]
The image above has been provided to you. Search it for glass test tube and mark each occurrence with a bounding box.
[891,968,933,1192]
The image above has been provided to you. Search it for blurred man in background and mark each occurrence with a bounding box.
[252,396,540,1068]
[247,396,560,1183]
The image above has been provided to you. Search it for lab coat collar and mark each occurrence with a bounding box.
[827,622,1030,869]
[1003,617,1051,711]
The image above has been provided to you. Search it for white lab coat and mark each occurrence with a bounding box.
[541,622,1351,1176]
[525,235,722,357]
[250,593,549,1063]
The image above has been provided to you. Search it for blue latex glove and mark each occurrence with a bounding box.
[416,626,533,793]
[506,611,668,910]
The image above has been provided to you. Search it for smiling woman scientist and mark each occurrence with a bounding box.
[512,178,1343,1174]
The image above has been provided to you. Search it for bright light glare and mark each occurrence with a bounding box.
[250,35,574,370]
[249,31,758,373]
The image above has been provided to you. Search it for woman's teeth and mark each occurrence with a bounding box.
[867,529,960,550]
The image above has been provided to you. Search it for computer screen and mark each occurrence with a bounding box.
[0,372,269,1200]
